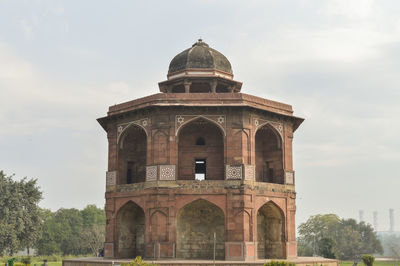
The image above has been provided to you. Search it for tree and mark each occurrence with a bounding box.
[298,214,340,257]
[0,171,42,255]
[298,214,383,260]
[79,225,105,255]
[36,204,105,255]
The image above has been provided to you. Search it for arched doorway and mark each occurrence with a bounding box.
[118,125,147,184]
[116,201,145,258]
[255,125,283,183]
[257,202,285,259]
[177,199,225,259]
[178,118,224,180]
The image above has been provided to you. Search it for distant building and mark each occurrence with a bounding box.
[98,40,304,260]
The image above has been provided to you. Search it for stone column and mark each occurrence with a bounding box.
[210,80,218,93]
[183,80,191,93]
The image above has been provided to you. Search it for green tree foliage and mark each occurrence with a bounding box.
[36,205,105,255]
[0,171,42,255]
[298,214,383,260]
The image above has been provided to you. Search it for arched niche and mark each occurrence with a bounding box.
[177,199,225,259]
[116,201,145,258]
[257,201,285,259]
[150,210,168,242]
[118,125,147,184]
[152,130,168,165]
[255,124,284,183]
[178,118,224,180]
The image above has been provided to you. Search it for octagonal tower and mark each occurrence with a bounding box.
[97,40,304,261]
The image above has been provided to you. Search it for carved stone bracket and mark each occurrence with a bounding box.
[175,115,226,136]
[117,118,149,144]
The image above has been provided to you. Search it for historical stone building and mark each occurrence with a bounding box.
[97,39,304,261]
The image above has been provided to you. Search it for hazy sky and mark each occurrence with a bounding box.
[1,0,399,231]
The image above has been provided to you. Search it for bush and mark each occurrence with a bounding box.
[362,254,375,266]
[264,261,296,266]
[20,256,32,264]
[121,256,155,266]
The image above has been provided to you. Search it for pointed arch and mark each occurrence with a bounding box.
[254,122,282,149]
[176,115,226,136]
[118,125,147,184]
[118,122,148,148]
[235,129,250,164]
[150,210,168,242]
[178,118,224,180]
[177,199,225,259]
[257,201,286,259]
[255,123,284,184]
[152,130,169,164]
[116,201,145,258]
[235,209,253,242]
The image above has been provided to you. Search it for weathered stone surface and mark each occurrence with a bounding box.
[97,41,304,260]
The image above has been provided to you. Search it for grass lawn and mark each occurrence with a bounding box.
[340,261,398,266]
[30,263,62,266]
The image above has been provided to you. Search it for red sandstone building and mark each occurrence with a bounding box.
[97,40,304,261]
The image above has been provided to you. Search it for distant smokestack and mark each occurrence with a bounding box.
[389,209,394,232]
[359,210,364,223]
[373,211,378,231]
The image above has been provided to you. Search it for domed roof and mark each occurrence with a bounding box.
[168,39,232,75]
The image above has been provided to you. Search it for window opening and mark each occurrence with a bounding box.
[196,137,205,146]
[195,159,206,180]
[127,161,135,184]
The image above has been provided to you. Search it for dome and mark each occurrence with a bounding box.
[168,39,232,76]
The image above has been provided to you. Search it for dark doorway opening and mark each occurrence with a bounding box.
[126,161,135,184]
[195,159,206,180]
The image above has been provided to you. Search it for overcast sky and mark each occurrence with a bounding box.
[1,0,399,231]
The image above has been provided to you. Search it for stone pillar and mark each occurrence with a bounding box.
[210,80,218,93]
[183,80,191,93]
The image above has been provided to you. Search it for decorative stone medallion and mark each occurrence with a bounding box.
[146,166,157,181]
[226,165,243,180]
[106,171,117,186]
[160,165,176,180]
[285,171,295,185]
[244,165,255,181]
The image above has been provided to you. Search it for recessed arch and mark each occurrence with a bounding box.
[254,122,282,149]
[257,201,285,259]
[176,115,226,136]
[177,199,225,259]
[178,118,224,180]
[150,210,168,242]
[118,122,148,148]
[116,201,145,258]
[152,130,169,164]
[118,125,147,184]
[255,123,284,184]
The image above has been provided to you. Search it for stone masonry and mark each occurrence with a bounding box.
[97,40,304,261]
